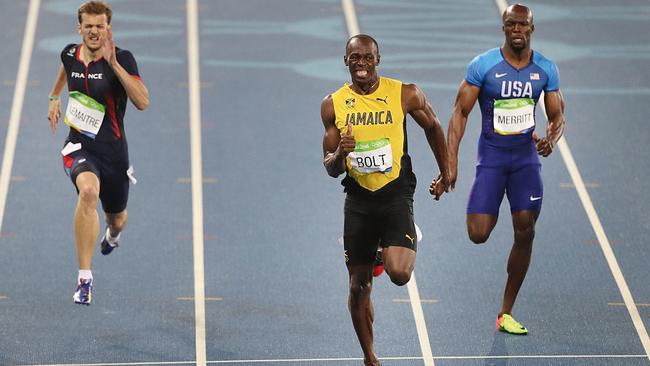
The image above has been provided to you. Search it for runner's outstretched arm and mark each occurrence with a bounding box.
[534,90,565,157]
[447,81,480,191]
[402,83,450,199]
[47,64,67,133]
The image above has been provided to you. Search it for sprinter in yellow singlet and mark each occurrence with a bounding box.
[321,34,450,366]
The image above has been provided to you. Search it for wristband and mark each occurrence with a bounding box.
[49,95,60,101]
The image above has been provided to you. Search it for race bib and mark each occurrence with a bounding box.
[348,138,393,174]
[493,98,535,135]
[64,91,105,139]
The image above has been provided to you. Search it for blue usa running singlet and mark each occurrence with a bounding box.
[465,47,559,149]
[464,48,560,215]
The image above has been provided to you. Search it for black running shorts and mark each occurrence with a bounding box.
[62,138,130,214]
[343,193,417,265]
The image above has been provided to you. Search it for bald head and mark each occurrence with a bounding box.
[502,3,533,24]
[501,3,535,52]
[345,34,379,55]
[343,34,381,92]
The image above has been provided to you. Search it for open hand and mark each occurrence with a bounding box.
[100,27,117,66]
[47,99,62,134]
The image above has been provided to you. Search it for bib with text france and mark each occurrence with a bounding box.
[348,138,393,174]
[64,91,105,139]
[493,98,535,135]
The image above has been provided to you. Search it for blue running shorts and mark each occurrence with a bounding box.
[467,139,543,216]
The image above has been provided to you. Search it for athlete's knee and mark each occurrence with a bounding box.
[388,269,411,286]
[467,214,497,244]
[349,280,372,300]
[514,224,535,245]
[77,184,99,206]
[468,229,490,244]
[512,211,538,245]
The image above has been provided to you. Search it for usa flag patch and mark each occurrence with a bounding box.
[530,73,540,80]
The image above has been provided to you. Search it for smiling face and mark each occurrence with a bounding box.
[78,12,109,52]
[502,4,534,52]
[344,35,380,87]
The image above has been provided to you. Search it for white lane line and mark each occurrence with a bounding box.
[340,1,435,365]
[609,302,650,307]
[494,1,650,360]
[14,354,650,366]
[341,0,360,36]
[393,298,438,303]
[557,135,650,359]
[186,0,207,365]
[0,0,40,233]
[494,0,509,15]
[434,354,647,360]
[406,274,435,366]
[177,296,223,301]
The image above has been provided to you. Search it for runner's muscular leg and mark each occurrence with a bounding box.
[347,263,379,365]
[105,209,128,237]
[500,209,538,315]
[467,213,498,244]
[74,171,100,269]
[382,246,415,286]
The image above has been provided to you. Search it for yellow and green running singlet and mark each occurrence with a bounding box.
[331,77,405,192]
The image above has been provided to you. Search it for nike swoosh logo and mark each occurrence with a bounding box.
[495,73,507,78]
[529,196,542,201]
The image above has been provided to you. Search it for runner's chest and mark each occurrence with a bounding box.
[65,61,117,102]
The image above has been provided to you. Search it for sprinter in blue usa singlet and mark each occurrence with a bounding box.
[465,46,559,215]
[443,4,565,335]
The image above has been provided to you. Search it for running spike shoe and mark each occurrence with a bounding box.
[73,278,93,305]
[100,227,119,255]
[496,313,528,335]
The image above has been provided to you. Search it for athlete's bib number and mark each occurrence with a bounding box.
[348,138,393,174]
[493,98,535,135]
[64,91,105,139]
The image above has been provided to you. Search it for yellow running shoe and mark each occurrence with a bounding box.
[496,314,528,335]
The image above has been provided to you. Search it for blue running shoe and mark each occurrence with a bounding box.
[73,278,92,305]
[100,227,119,255]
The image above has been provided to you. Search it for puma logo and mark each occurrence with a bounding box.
[376,96,388,104]
[405,234,415,244]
